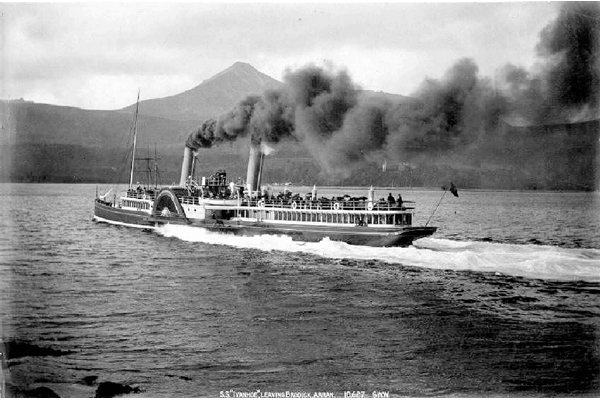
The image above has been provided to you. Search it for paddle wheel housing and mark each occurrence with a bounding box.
[152,189,188,221]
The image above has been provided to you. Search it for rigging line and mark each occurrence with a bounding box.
[154,143,160,188]
[425,189,447,227]
[129,90,141,190]
[121,101,138,164]
[111,111,135,187]
[117,121,136,190]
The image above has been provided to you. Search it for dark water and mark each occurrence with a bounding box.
[1,183,599,397]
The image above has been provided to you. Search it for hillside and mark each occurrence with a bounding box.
[3,96,598,189]
[1,62,418,184]
[0,100,199,183]
[2,61,598,190]
[121,62,283,121]
[2,101,198,149]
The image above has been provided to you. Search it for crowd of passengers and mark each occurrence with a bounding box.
[186,180,405,210]
[243,191,405,210]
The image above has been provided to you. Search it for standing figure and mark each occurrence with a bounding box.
[387,192,395,205]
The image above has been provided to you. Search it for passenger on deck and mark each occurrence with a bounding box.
[397,194,403,208]
[387,193,395,204]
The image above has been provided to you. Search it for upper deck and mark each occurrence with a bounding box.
[238,197,413,212]
[175,193,413,212]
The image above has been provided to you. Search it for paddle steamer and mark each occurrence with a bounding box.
[93,100,437,247]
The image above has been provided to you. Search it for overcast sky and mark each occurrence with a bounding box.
[2,2,560,110]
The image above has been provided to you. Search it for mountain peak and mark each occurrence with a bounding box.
[205,61,275,86]
[232,61,254,69]
[122,62,282,121]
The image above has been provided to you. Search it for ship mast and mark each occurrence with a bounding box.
[154,143,158,188]
[128,90,140,190]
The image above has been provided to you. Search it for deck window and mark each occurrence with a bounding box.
[394,213,412,225]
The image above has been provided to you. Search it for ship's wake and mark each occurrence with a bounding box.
[157,225,600,282]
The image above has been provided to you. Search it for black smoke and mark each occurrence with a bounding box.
[185,3,598,180]
[500,2,599,123]
[185,95,260,150]
[185,60,504,176]
[538,2,599,109]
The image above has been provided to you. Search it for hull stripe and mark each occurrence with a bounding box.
[93,215,156,230]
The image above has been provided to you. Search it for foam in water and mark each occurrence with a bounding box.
[157,225,600,282]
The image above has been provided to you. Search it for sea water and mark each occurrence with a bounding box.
[0,183,599,397]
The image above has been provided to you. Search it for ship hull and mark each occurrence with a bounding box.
[93,200,153,229]
[94,200,437,247]
[200,223,436,247]
[151,216,436,247]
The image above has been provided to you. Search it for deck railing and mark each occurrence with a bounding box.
[125,190,157,201]
[175,195,414,211]
[132,190,416,213]
[241,199,414,211]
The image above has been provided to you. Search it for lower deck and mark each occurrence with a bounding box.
[94,181,437,248]
[227,207,412,227]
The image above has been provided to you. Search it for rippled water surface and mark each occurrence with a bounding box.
[1,184,599,397]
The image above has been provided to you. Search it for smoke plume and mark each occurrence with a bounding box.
[499,2,599,123]
[186,2,598,179]
[538,2,599,110]
[186,95,260,150]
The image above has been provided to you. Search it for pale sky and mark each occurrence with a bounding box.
[1,2,560,110]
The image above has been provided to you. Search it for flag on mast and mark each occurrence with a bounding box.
[450,182,459,197]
